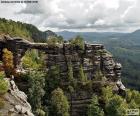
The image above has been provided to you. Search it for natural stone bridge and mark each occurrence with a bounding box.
[0,35,124,116]
[0,36,121,81]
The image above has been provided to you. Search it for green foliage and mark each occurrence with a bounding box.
[35,108,46,116]
[94,70,104,81]
[22,50,45,69]
[0,78,8,95]
[125,89,132,103]
[28,71,45,111]
[67,62,74,82]
[78,65,87,82]
[70,35,85,50]
[101,86,114,104]
[105,95,128,116]
[50,88,70,116]
[46,36,63,46]
[126,89,140,108]
[131,90,140,105]
[101,87,140,116]
[67,85,74,94]
[88,95,104,116]
[2,48,14,77]
[45,65,61,97]
[0,18,31,40]
[0,18,58,42]
[128,100,138,109]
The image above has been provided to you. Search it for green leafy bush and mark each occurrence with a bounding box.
[46,36,63,46]
[22,50,44,69]
[70,35,85,50]
[0,79,8,95]
[78,65,87,83]
[105,95,128,116]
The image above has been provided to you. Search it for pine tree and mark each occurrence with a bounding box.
[88,95,104,116]
[28,71,45,111]
[50,88,70,116]
[79,64,87,82]
[70,35,84,50]
[67,61,74,82]
[105,95,128,116]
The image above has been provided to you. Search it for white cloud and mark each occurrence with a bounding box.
[0,0,140,32]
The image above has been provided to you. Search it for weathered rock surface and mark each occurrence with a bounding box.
[0,36,123,81]
[0,35,125,116]
[0,78,34,116]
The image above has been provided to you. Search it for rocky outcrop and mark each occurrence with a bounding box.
[0,36,125,116]
[0,78,34,116]
[0,36,122,80]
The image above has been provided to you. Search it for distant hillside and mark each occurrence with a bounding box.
[0,18,57,42]
[56,31,127,43]
[118,29,140,46]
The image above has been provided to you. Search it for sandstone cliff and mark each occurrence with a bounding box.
[0,36,126,116]
[0,77,34,116]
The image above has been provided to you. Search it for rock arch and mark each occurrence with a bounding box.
[0,36,121,80]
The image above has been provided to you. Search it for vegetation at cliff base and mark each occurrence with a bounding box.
[88,95,104,116]
[50,88,70,116]
[28,71,45,112]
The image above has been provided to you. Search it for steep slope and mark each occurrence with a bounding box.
[0,78,34,116]
[0,18,57,42]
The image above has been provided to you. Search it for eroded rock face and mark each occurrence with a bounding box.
[0,78,34,116]
[0,36,125,116]
[0,36,122,81]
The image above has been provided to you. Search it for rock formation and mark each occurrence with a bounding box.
[0,35,125,116]
[0,77,34,116]
[0,36,122,80]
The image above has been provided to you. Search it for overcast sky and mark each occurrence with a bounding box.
[0,0,140,32]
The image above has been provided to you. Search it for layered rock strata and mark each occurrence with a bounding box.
[0,36,125,116]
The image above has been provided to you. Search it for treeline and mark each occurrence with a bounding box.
[0,18,57,42]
